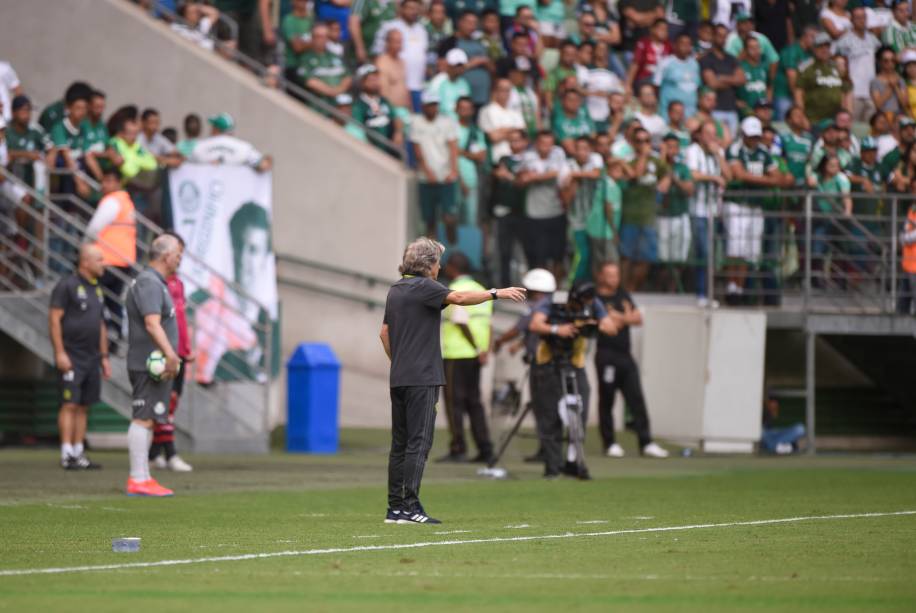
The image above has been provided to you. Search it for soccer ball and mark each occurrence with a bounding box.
[147,350,167,381]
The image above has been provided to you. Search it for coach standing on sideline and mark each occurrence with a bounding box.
[49,244,111,470]
[124,234,182,497]
[380,238,525,525]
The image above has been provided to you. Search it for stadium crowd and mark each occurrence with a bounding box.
[128,0,916,309]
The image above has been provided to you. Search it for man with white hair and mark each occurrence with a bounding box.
[380,237,525,524]
[124,234,183,497]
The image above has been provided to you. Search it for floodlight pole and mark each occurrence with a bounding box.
[805,329,816,455]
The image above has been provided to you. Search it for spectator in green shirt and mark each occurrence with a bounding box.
[883,1,916,54]
[297,23,353,107]
[846,136,885,233]
[47,87,90,175]
[795,32,852,128]
[81,90,110,182]
[479,10,506,61]
[586,157,625,268]
[455,97,488,226]
[779,105,814,186]
[736,37,771,118]
[353,64,404,156]
[544,40,578,112]
[427,48,472,119]
[5,95,50,189]
[621,127,670,291]
[350,0,397,64]
[657,133,694,286]
[38,81,92,134]
[491,129,529,285]
[773,25,815,120]
[177,114,202,158]
[552,88,595,157]
[282,0,315,83]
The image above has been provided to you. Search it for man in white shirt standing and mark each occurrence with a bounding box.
[0,61,22,122]
[478,78,525,165]
[835,6,882,122]
[411,90,459,242]
[633,83,668,150]
[189,113,272,172]
[374,0,429,112]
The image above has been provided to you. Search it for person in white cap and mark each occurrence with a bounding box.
[189,113,273,172]
[723,116,782,305]
[426,48,472,119]
[411,89,460,242]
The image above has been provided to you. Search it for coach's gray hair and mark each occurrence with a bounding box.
[150,234,181,262]
[399,237,445,277]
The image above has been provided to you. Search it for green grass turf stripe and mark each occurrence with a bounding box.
[1,510,913,578]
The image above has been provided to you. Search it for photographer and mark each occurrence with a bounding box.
[528,282,617,480]
[594,261,669,459]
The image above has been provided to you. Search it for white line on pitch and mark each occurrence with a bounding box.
[0,510,913,578]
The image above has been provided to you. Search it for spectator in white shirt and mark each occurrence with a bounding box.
[633,83,667,149]
[374,0,429,111]
[189,113,272,172]
[835,6,882,121]
[139,109,183,168]
[478,78,525,164]
[0,61,22,122]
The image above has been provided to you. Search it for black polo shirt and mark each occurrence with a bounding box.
[383,275,451,388]
[596,288,636,356]
[49,273,104,365]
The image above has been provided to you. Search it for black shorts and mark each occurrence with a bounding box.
[129,370,172,424]
[526,215,567,265]
[60,361,101,406]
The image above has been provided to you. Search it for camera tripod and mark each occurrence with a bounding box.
[487,360,587,476]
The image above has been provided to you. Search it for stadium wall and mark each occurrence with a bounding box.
[0,0,413,427]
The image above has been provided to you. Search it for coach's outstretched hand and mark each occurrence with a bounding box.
[497,287,527,302]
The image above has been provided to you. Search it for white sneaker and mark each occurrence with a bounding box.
[168,456,193,472]
[152,455,167,469]
[606,444,625,458]
[641,442,670,458]
[774,443,794,455]
[697,297,720,309]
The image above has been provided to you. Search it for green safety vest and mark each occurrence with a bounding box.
[441,276,492,360]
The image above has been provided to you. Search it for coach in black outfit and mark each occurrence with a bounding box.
[379,238,525,525]
[48,244,111,470]
[593,262,668,459]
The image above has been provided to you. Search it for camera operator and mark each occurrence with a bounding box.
[528,282,617,479]
[594,261,669,458]
[493,268,557,464]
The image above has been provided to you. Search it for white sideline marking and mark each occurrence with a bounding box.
[0,510,912,578]
[576,520,608,525]
[433,530,472,535]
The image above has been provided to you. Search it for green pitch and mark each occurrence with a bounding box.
[1,429,915,612]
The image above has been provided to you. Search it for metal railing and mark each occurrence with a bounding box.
[136,0,406,160]
[0,167,272,432]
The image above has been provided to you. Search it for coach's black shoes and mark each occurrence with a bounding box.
[61,456,79,470]
[397,510,442,525]
[384,508,401,524]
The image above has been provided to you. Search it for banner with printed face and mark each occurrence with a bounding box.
[168,164,279,384]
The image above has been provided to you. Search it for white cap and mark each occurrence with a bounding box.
[741,116,762,137]
[522,268,557,293]
[902,49,916,65]
[420,89,440,105]
[445,48,469,66]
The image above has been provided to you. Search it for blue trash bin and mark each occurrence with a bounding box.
[286,343,340,453]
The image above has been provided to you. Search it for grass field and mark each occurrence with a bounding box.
[1,429,915,612]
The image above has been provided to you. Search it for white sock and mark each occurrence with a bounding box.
[567,444,577,463]
[73,442,84,457]
[61,443,74,460]
[128,423,151,482]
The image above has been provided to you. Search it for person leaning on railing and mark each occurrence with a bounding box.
[898,199,916,314]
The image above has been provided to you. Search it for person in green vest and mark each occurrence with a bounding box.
[438,250,495,464]
[297,23,353,108]
[736,36,771,119]
[5,95,51,190]
[773,25,815,120]
[552,88,595,157]
[81,90,110,182]
[281,0,315,83]
[350,0,397,64]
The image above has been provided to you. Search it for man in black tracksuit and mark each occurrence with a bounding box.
[379,238,525,525]
[593,261,669,458]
